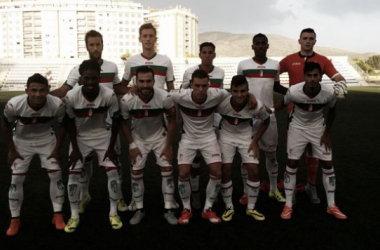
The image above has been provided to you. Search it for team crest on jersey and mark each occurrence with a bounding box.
[234,118,238,125]
[308,105,313,112]
[329,176,336,186]
[197,109,202,117]
[68,184,77,196]
[144,109,148,116]
[9,184,17,193]
[32,118,37,124]
[132,183,139,192]
[57,180,64,190]
[111,180,118,193]
[167,178,174,189]
[88,109,93,117]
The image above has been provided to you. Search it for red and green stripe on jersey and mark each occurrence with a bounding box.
[221,114,252,126]
[131,65,167,77]
[73,106,119,118]
[63,72,116,86]
[17,116,54,125]
[178,104,216,118]
[294,102,327,112]
[243,69,278,79]
[129,108,165,119]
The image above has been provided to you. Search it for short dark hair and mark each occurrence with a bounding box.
[300,28,316,38]
[304,62,322,75]
[199,42,215,52]
[85,30,103,45]
[136,66,155,80]
[191,69,209,83]
[139,23,156,36]
[79,59,101,76]
[26,73,49,88]
[252,33,268,43]
[230,75,248,90]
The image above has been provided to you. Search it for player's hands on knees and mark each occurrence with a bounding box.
[320,133,332,151]
[160,146,173,162]
[129,148,142,165]
[7,149,24,168]
[68,149,83,170]
[104,148,119,166]
[248,141,260,159]
[47,149,61,165]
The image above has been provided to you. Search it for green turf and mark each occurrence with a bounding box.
[0,87,379,250]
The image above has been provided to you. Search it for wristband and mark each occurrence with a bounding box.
[129,142,137,150]
[270,108,275,113]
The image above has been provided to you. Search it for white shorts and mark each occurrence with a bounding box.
[252,114,278,152]
[287,126,332,161]
[70,132,116,170]
[218,137,259,164]
[11,136,60,174]
[132,136,171,170]
[177,138,222,165]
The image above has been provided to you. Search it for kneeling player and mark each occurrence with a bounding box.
[218,75,269,222]
[274,62,347,220]
[2,74,66,236]
[64,59,122,232]
[120,66,178,225]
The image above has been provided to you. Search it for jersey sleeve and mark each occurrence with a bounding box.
[64,66,80,88]
[3,100,17,123]
[108,93,120,119]
[122,61,133,82]
[167,89,183,104]
[283,88,292,105]
[323,59,339,79]
[166,59,175,82]
[237,62,243,75]
[113,65,121,86]
[181,69,191,89]
[55,100,66,123]
[279,57,288,74]
[120,95,131,120]
[217,89,230,101]
[164,94,176,117]
[64,95,76,119]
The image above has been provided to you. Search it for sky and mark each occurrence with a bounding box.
[136,0,380,54]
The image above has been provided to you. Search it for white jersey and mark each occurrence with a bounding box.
[64,59,120,90]
[65,85,120,138]
[217,98,269,142]
[123,53,175,89]
[120,87,176,142]
[284,82,336,129]
[168,88,229,141]
[182,65,225,89]
[4,94,65,142]
[237,58,280,107]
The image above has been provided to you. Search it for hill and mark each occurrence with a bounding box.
[199,32,372,58]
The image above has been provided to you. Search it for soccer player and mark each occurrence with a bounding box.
[280,28,348,203]
[2,74,66,236]
[120,66,178,225]
[119,23,175,93]
[168,69,230,225]
[181,42,225,209]
[274,62,347,220]
[237,33,287,205]
[64,59,122,233]
[50,30,127,213]
[218,75,270,222]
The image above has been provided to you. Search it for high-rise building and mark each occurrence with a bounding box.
[144,5,198,58]
[0,0,145,60]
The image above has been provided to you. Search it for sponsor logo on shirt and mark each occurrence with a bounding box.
[292,62,302,66]
[87,103,96,107]
[145,62,153,65]
[142,104,151,108]
[211,154,220,157]
[257,65,266,69]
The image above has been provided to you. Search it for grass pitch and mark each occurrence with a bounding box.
[0,87,379,250]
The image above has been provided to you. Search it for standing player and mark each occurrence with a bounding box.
[181,42,225,209]
[2,74,66,236]
[168,69,230,224]
[64,59,122,233]
[237,33,287,205]
[274,62,347,220]
[120,66,178,225]
[50,30,127,212]
[119,23,175,93]
[218,75,269,222]
[280,28,348,203]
